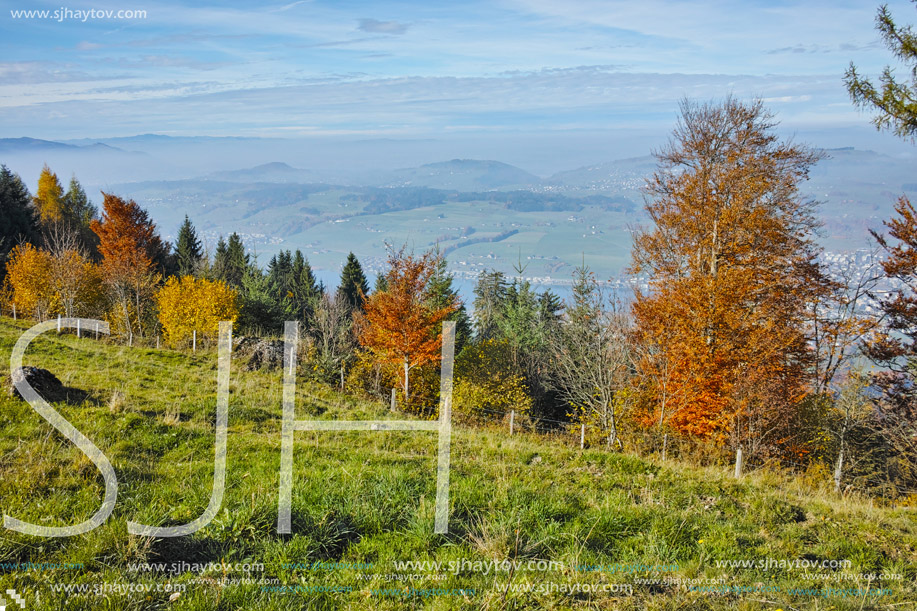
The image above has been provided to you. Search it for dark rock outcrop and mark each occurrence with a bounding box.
[6,367,66,402]
[233,337,285,371]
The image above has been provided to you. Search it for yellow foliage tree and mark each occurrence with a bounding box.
[33,164,65,224]
[3,243,105,320]
[4,244,55,320]
[156,275,239,346]
[453,338,533,417]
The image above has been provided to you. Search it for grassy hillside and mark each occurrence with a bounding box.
[0,316,913,610]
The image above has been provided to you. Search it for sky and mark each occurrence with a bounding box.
[1,0,915,147]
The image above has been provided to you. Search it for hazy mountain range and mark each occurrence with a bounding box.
[1,136,914,286]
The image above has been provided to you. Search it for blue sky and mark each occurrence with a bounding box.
[0,0,913,141]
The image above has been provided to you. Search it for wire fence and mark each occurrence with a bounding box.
[0,308,820,480]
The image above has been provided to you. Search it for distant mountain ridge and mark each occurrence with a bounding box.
[386,159,542,190]
[0,137,134,154]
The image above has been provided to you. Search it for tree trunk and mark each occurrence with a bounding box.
[403,358,410,403]
[834,445,845,493]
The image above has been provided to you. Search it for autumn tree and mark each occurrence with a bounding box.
[862,197,917,493]
[0,165,40,282]
[44,223,104,318]
[91,193,165,337]
[156,275,238,346]
[33,164,65,224]
[630,97,830,452]
[4,244,54,320]
[845,1,917,139]
[357,247,457,403]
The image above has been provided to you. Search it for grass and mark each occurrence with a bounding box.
[0,315,914,610]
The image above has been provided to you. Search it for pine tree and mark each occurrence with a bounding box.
[472,270,508,340]
[214,232,248,289]
[427,255,471,352]
[845,2,917,139]
[61,175,100,258]
[373,273,388,294]
[237,263,284,334]
[175,215,203,277]
[0,165,40,282]
[338,252,369,311]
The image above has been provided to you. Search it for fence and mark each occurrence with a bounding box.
[0,309,816,480]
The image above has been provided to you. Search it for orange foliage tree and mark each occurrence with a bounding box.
[90,193,164,337]
[630,97,831,451]
[356,248,457,404]
[156,275,239,346]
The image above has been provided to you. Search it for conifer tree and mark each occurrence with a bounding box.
[0,165,39,282]
[213,232,248,289]
[338,252,369,311]
[846,2,917,139]
[175,215,203,277]
[427,255,471,352]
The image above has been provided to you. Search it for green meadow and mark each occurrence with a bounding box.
[0,316,913,610]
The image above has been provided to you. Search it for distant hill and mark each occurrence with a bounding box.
[205,162,321,183]
[546,156,656,192]
[385,159,542,190]
[0,137,135,155]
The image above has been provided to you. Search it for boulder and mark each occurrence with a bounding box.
[233,336,285,371]
[6,367,66,402]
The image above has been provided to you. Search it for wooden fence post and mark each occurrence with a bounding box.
[193,330,197,352]
[76,319,81,338]
[734,448,743,479]
[129,333,133,347]
[340,365,344,391]
[12,304,16,320]
[390,388,396,412]
[57,314,61,333]
[509,410,515,436]
[580,424,585,449]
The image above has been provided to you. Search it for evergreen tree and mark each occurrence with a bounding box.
[61,175,100,258]
[846,2,917,139]
[427,255,472,352]
[472,270,508,340]
[213,232,248,289]
[291,249,322,319]
[175,215,203,277]
[0,165,40,282]
[237,263,284,334]
[338,252,370,311]
[373,272,388,294]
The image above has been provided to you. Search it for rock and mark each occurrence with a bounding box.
[6,367,66,402]
[233,336,285,371]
